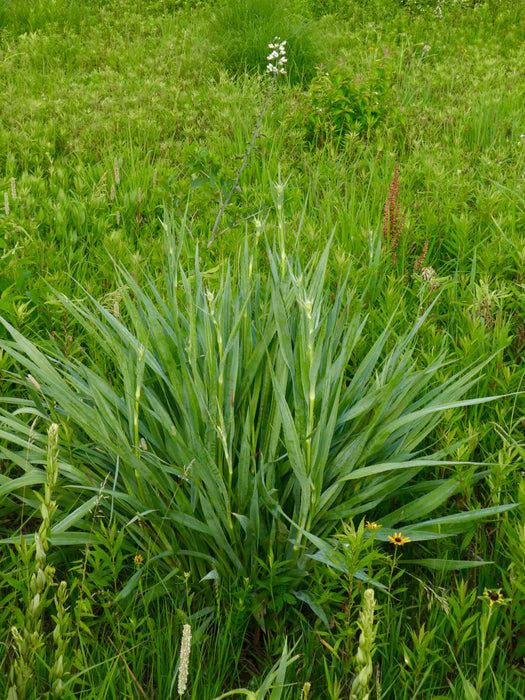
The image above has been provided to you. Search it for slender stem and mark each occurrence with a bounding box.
[207,74,276,247]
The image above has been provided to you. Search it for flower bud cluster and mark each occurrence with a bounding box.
[8,424,66,699]
[351,588,377,700]
[267,37,287,74]
[51,581,71,698]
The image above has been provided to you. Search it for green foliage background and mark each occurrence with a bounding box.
[0,0,524,697]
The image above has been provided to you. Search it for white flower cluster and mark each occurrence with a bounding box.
[267,37,287,75]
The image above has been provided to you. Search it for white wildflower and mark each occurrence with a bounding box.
[266,36,287,75]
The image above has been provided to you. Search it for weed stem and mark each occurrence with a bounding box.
[208,74,276,247]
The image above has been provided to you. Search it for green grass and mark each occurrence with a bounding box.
[1,0,524,696]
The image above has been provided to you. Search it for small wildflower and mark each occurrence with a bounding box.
[134,554,143,565]
[388,532,410,546]
[482,588,509,607]
[4,192,9,216]
[365,521,382,530]
[11,177,17,200]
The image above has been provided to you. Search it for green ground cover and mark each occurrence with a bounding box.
[0,0,524,697]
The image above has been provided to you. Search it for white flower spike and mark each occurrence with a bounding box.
[267,36,287,75]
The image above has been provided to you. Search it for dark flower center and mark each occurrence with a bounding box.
[489,592,499,602]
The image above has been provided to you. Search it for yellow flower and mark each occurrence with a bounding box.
[388,532,410,546]
[483,588,509,607]
[365,521,382,530]
[134,554,143,565]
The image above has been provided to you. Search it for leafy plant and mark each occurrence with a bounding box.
[300,60,401,146]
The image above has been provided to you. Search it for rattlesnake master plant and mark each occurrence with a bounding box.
[0,213,514,602]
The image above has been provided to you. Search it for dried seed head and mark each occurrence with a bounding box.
[421,266,437,282]
[114,158,120,185]
[413,240,429,276]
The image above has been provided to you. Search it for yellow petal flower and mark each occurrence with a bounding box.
[388,532,410,546]
[365,521,382,530]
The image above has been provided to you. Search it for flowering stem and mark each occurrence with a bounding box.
[208,74,276,248]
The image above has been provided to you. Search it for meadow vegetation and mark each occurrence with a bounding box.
[0,0,524,697]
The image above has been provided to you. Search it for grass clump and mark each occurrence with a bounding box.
[212,0,322,83]
[0,0,92,34]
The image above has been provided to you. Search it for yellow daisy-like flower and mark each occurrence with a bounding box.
[388,532,410,546]
[134,554,143,565]
[483,588,509,607]
[365,521,382,530]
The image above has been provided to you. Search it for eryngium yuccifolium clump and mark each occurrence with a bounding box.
[177,624,192,696]
[351,589,377,700]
